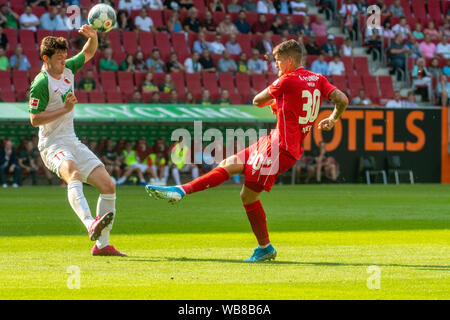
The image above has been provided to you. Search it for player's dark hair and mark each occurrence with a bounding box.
[272,39,304,65]
[40,36,68,59]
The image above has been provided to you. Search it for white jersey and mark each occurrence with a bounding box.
[29,52,85,151]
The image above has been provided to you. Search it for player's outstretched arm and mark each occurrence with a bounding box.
[318,89,349,131]
[78,24,98,63]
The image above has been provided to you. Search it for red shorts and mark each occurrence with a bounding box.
[236,134,298,193]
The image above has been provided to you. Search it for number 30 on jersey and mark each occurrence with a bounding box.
[299,89,321,124]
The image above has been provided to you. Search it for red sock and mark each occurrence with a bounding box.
[181,167,230,194]
[243,200,270,246]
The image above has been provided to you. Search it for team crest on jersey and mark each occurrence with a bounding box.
[29,98,39,109]
[64,77,71,84]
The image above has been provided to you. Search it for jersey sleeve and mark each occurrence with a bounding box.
[320,74,337,100]
[267,75,286,99]
[65,52,85,75]
[28,72,49,114]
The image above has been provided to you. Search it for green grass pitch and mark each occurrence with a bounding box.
[0,184,448,299]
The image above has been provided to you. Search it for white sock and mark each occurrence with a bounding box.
[163,166,169,180]
[95,193,116,249]
[67,180,94,230]
[258,243,270,249]
[172,167,181,185]
[192,166,199,179]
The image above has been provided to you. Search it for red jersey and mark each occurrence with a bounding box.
[267,67,336,160]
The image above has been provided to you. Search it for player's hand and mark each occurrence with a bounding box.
[64,92,78,112]
[79,24,97,39]
[318,117,337,131]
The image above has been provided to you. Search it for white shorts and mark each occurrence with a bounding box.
[40,139,104,182]
[130,163,148,172]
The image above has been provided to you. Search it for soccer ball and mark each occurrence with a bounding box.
[88,4,116,33]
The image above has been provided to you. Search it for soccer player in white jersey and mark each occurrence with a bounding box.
[28,25,126,257]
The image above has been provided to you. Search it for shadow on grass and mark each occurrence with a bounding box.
[123,256,450,270]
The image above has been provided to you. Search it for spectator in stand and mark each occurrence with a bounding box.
[386,91,403,108]
[144,0,164,10]
[411,58,433,103]
[340,37,353,57]
[198,89,211,104]
[419,34,437,59]
[199,49,216,72]
[141,72,159,94]
[236,52,248,73]
[0,26,8,51]
[183,7,201,33]
[184,51,202,73]
[164,0,181,11]
[20,6,40,32]
[17,140,39,186]
[405,35,421,58]
[97,32,111,51]
[328,54,345,76]
[429,57,443,77]
[270,15,284,35]
[439,18,450,39]
[202,11,217,34]
[217,14,239,35]
[0,139,21,188]
[99,47,118,71]
[242,0,257,12]
[283,15,300,36]
[389,0,404,17]
[117,10,134,31]
[299,15,315,37]
[355,0,368,14]
[291,0,308,15]
[208,33,226,54]
[98,0,116,7]
[135,8,156,33]
[116,140,147,186]
[78,69,97,91]
[382,20,395,40]
[375,0,390,16]
[0,4,19,30]
[101,139,121,182]
[352,88,372,106]
[412,22,424,40]
[167,89,182,104]
[256,31,274,55]
[134,51,147,72]
[247,48,267,74]
[402,91,419,108]
[311,53,329,76]
[311,15,327,38]
[424,21,440,40]
[55,8,70,31]
[388,34,407,78]
[392,16,411,40]
[209,0,225,12]
[225,33,242,55]
[179,0,194,10]
[364,24,382,60]
[234,10,251,34]
[193,31,210,54]
[304,141,338,184]
[322,34,339,56]
[215,89,232,105]
[218,50,237,73]
[228,0,242,13]
[166,52,186,73]
[274,0,292,14]
[159,73,176,93]
[257,0,276,14]
[444,58,450,76]
[39,7,59,30]
[339,0,359,40]
[184,91,195,104]
[252,14,270,35]
[437,36,450,59]
[266,53,278,74]
[129,90,143,103]
[150,91,162,103]
[436,74,450,107]
[0,47,8,71]
[10,45,31,71]
[146,48,165,73]
[119,53,136,72]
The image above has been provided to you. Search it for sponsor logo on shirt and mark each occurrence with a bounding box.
[299,75,319,81]
[30,98,39,109]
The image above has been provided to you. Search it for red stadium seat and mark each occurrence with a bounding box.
[428,0,443,24]
[235,73,251,93]
[245,12,258,26]
[0,90,16,102]
[154,32,172,60]
[347,74,363,97]
[12,70,29,96]
[250,74,267,92]
[148,10,164,28]
[3,28,18,52]
[185,73,202,100]
[134,71,147,89]
[229,93,242,105]
[170,72,186,93]
[171,33,190,61]
[152,72,165,86]
[236,34,252,56]
[122,31,139,55]
[76,90,89,103]
[106,91,124,103]
[202,72,219,98]
[100,71,118,93]
[330,75,348,95]
[411,0,427,23]
[19,29,36,51]
[89,91,106,103]
[377,75,395,99]
[218,72,235,93]
[107,30,122,53]
[36,29,51,46]
[193,0,206,13]
[0,71,12,91]
[213,11,226,24]
[24,50,41,70]
[362,75,380,102]
[138,31,154,56]
[113,50,126,66]
[341,56,354,76]
[117,71,135,95]
[353,56,370,76]
[251,33,263,48]
[53,31,69,39]
[31,6,46,18]
[267,73,277,85]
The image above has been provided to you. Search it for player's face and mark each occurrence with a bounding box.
[274,54,294,77]
[46,50,67,75]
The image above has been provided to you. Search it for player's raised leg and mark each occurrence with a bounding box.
[86,165,127,256]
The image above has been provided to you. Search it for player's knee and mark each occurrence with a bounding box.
[240,189,256,204]
[104,178,116,194]
[69,170,82,182]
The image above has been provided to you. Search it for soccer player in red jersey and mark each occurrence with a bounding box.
[146,40,349,262]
